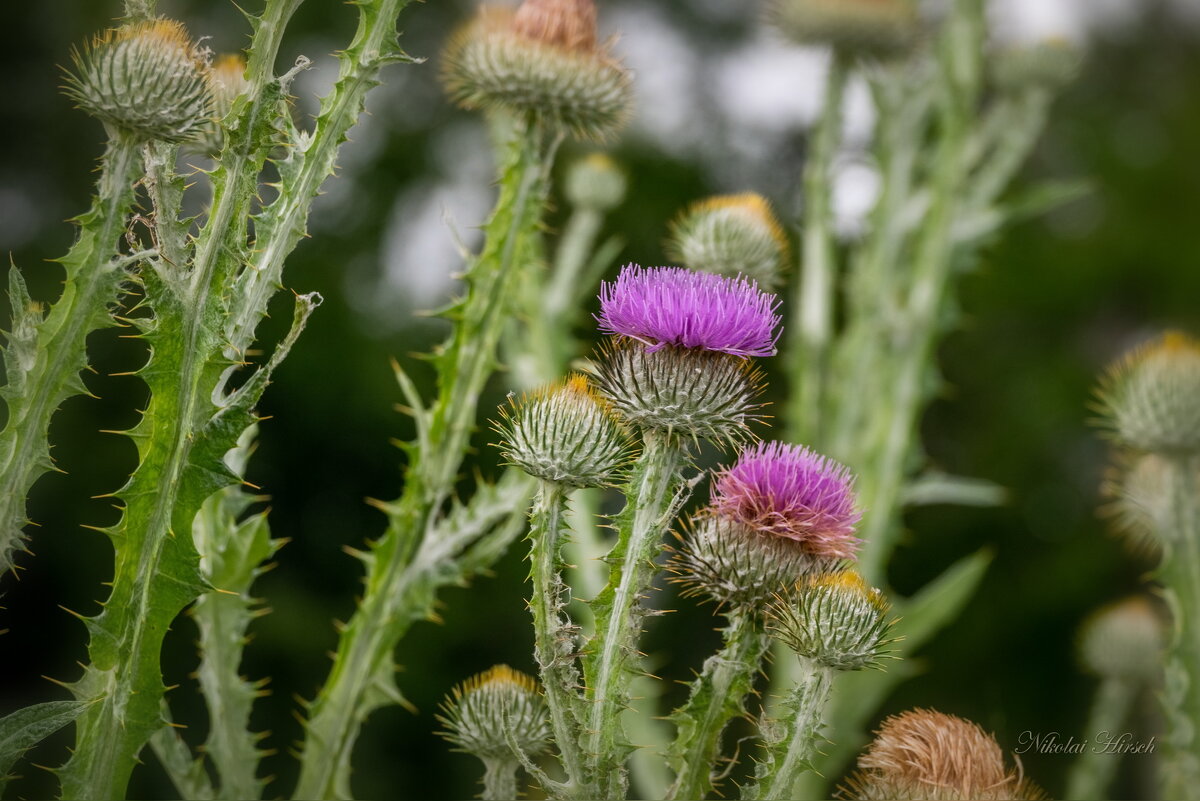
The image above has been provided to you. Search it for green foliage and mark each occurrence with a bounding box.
[0,701,91,794]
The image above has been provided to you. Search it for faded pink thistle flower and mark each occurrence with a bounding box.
[596,264,781,357]
[711,442,860,558]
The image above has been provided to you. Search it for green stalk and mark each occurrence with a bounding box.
[582,430,687,799]
[744,659,834,801]
[786,48,849,448]
[481,757,520,800]
[294,119,559,801]
[0,132,141,576]
[1064,677,1137,801]
[667,611,770,800]
[528,481,588,793]
[1160,454,1200,799]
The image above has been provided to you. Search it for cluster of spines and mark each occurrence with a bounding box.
[665,193,790,292]
[767,570,895,671]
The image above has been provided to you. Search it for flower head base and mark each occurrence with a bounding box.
[711,442,860,559]
[496,375,633,488]
[592,339,766,446]
[666,194,789,291]
[195,53,249,156]
[768,571,892,671]
[1098,331,1200,455]
[436,664,551,760]
[564,153,627,212]
[442,1,631,141]
[839,709,1046,801]
[597,265,781,358]
[670,517,835,610]
[1078,596,1165,683]
[63,19,210,142]
[770,0,920,57]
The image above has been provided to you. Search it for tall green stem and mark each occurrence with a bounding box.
[0,133,140,576]
[582,430,686,799]
[1064,677,1137,801]
[744,659,833,801]
[667,612,770,800]
[481,758,519,800]
[787,48,848,448]
[294,120,559,800]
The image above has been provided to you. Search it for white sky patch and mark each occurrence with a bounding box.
[831,158,882,238]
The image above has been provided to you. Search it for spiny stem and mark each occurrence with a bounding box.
[0,133,140,576]
[744,660,834,801]
[583,430,686,798]
[1064,677,1137,801]
[667,611,770,801]
[481,758,520,801]
[529,481,588,794]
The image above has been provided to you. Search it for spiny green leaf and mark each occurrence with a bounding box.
[0,699,91,793]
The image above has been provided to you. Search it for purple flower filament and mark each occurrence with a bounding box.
[711,441,861,559]
[597,265,781,358]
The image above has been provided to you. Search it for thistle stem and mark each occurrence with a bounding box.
[529,481,588,793]
[745,659,834,801]
[667,612,770,800]
[481,758,520,801]
[583,430,686,798]
[1064,677,1137,801]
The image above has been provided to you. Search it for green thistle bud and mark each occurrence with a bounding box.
[1098,332,1200,455]
[666,194,790,292]
[992,39,1082,93]
[1079,596,1165,684]
[591,338,767,447]
[442,0,632,141]
[496,375,633,488]
[671,517,832,610]
[63,19,211,142]
[768,571,894,671]
[436,664,552,761]
[564,152,627,212]
[769,0,920,57]
[195,53,249,156]
[1102,452,1189,552]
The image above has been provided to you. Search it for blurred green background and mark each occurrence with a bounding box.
[2,0,1199,798]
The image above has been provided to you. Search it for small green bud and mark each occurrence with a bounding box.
[666,194,789,292]
[436,665,551,761]
[768,571,893,671]
[1103,452,1186,551]
[1079,596,1165,684]
[1098,331,1200,455]
[992,39,1082,93]
[769,0,920,57]
[671,516,831,611]
[496,375,633,488]
[63,19,210,142]
[442,0,632,140]
[564,153,627,212]
[194,53,249,156]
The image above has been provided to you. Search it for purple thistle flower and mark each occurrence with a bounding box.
[596,265,781,358]
[711,441,860,559]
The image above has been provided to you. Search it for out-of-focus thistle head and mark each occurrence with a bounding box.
[63,19,210,142]
[442,0,631,140]
[591,265,779,445]
[711,442,860,558]
[496,375,633,488]
[839,709,1047,800]
[1097,331,1200,455]
[768,571,893,671]
[769,0,920,57]
[666,194,790,292]
[1078,596,1164,684]
[992,38,1082,93]
[436,665,551,761]
[564,152,627,212]
[1101,451,1190,553]
[195,53,249,156]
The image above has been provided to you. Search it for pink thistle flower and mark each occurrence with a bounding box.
[711,441,860,559]
[596,265,781,358]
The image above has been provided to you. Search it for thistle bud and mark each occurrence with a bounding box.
[769,0,920,57]
[193,53,249,156]
[496,375,633,488]
[1103,452,1183,551]
[436,665,552,760]
[1079,596,1165,684]
[839,709,1046,801]
[992,39,1082,93]
[564,153,627,212]
[442,0,632,141]
[666,194,790,292]
[1098,332,1200,455]
[63,19,210,143]
[768,571,892,671]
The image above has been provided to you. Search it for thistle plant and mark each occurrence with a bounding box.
[665,194,790,292]
[1096,331,1200,798]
